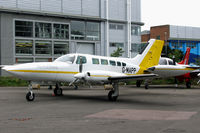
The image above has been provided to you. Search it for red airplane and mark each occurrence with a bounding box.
[176,48,199,88]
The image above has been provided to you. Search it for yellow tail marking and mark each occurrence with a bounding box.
[137,40,164,74]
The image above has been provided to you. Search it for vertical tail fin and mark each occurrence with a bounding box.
[178,47,191,65]
[135,39,164,73]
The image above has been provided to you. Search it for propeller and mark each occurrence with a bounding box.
[79,56,83,73]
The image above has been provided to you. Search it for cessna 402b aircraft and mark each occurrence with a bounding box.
[1,39,164,101]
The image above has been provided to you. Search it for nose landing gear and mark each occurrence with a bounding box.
[26,84,35,101]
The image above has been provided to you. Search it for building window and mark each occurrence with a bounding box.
[110,43,124,47]
[15,20,33,37]
[35,22,52,38]
[86,22,100,41]
[71,21,85,40]
[35,58,52,62]
[187,42,197,49]
[16,58,33,64]
[15,40,33,55]
[131,25,141,35]
[35,40,52,55]
[54,41,69,55]
[109,24,124,30]
[53,24,69,39]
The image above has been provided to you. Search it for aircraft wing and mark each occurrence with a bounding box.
[186,66,200,69]
[108,73,158,82]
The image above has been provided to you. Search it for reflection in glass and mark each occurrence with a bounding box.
[15,40,33,55]
[71,21,85,40]
[54,41,69,55]
[35,22,52,38]
[15,21,33,37]
[53,24,69,39]
[35,41,52,55]
[86,22,100,41]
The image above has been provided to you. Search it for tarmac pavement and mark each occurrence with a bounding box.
[0,85,200,133]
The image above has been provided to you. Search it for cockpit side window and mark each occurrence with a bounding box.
[168,60,174,65]
[159,59,167,65]
[76,56,87,64]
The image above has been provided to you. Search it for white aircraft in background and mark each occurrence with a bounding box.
[198,73,200,84]
[144,57,200,89]
[1,39,164,102]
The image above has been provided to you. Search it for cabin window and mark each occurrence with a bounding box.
[122,62,126,66]
[92,58,99,64]
[101,59,108,65]
[109,60,116,66]
[168,60,174,65]
[76,56,87,64]
[117,62,121,66]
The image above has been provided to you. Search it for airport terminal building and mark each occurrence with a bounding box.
[0,0,142,75]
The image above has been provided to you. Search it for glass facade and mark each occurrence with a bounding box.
[15,21,33,37]
[35,41,52,55]
[71,21,100,41]
[54,41,69,55]
[53,24,69,39]
[15,20,70,63]
[35,22,52,38]
[15,40,33,55]
[131,25,141,36]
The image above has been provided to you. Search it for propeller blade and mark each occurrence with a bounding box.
[79,56,83,73]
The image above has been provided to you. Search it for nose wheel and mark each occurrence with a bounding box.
[26,84,35,101]
[26,91,35,101]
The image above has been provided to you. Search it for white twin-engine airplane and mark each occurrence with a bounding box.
[1,39,164,101]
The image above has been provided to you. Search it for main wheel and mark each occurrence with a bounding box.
[26,92,35,101]
[108,91,118,101]
[54,88,63,96]
[136,81,142,87]
[186,82,191,88]
[145,84,149,90]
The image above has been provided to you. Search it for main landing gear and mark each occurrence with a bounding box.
[26,83,63,101]
[108,83,119,101]
[54,83,63,96]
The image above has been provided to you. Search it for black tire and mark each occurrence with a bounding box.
[54,88,63,96]
[136,81,141,87]
[145,85,149,90]
[108,91,118,101]
[186,82,191,88]
[26,92,35,101]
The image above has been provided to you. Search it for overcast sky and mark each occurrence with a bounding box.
[141,0,200,31]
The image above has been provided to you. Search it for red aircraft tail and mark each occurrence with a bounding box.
[178,47,191,65]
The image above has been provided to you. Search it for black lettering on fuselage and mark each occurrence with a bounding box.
[122,67,136,74]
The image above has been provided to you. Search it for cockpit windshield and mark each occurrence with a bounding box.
[159,58,167,65]
[54,55,75,63]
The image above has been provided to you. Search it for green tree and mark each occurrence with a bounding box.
[110,47,124,57]
[168,49,184,62]
[194,57,200,65]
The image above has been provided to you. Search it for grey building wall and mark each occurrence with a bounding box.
[170,25,200,40]
[0,0,100,17]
